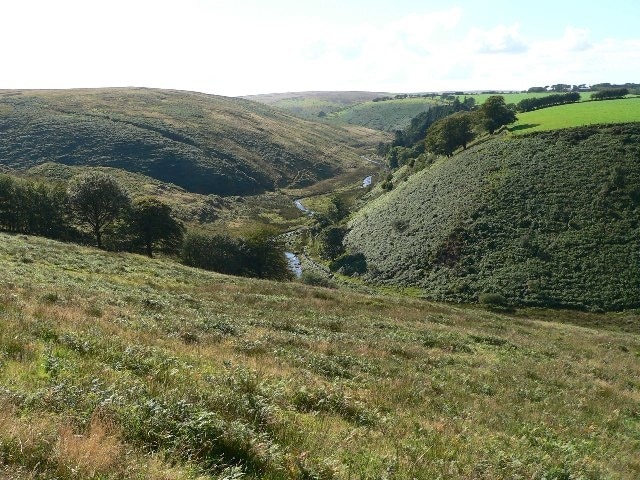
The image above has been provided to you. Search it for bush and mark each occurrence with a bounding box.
[478,293,512,312]
[181,229,293,280]
[329,253,367,276]
[301,271,337,289]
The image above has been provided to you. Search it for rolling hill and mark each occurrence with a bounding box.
[0,88,388,196]
[246,91,440,131]
[1,232,639,478]
[242,91,391,119]
[345,123,640,310]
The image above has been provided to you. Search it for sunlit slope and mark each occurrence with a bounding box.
[0,232,639,478]
[346,124,640,310]
[511,97,640,134]
[246,91,437,131]
[0,88,387,195]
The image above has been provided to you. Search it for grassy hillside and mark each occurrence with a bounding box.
[328,97,437,132]
[511,97,640,133]
[1,232,639,479]
[0,88,387,196]
[242,91,390,120]
[346,124,640,310]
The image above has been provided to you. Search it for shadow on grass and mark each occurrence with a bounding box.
[510,123,541,132]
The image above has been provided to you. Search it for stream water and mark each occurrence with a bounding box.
[285,252,303,278]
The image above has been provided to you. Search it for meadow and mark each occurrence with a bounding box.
[1,232,639,479]
[510,97,640,134]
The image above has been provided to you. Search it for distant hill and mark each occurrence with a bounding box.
[345,124,640,310]
[246,91,439,131]
[242,91,391,119]
[0,88,388,195]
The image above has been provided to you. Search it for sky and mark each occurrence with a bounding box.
[2,0,639,96]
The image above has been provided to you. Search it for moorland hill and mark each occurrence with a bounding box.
[0,88,387,195]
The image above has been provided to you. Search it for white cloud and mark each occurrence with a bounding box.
[561,27,592,51]
[466,24,528,54]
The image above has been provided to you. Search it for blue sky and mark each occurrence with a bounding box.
[2,0,638,95]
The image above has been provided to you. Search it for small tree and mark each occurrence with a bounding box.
[326,196,349,224]
[242,228,293,281]
[425,112,476,156]
[317,225,347,260]
[68,172,130,248]
[128,197,183,257]
[478,95,516,134]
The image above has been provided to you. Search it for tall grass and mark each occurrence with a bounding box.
[0,232,639,478]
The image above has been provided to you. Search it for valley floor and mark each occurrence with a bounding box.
[0,233,639,479]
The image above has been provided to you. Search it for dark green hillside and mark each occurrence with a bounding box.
[0,88,387,195]
[345,124,640,310]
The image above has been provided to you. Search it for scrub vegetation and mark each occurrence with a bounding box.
[346,124,640,310]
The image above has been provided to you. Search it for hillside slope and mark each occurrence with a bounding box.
[242,91,390,119]
[246,91,438,131]
[0,232,639,478]
[345,124,640,310]
[0,88,387,195]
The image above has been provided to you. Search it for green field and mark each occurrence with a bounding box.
[1,232,639,479]
[511,97,640,133]
[456,91,592,106]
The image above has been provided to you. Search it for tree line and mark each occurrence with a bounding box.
[591,88,629,100]
[0,171,292,280]
[424,96,517,157]
[379,96,517,172]
[517,92,581,112]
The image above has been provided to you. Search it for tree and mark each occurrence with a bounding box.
[0,175,71,239]
[68,172,130,248]
[326,196,349,224]
[317,225,347,260]
[425,112,476,157]
[181,231,246,275]
[591,88,629,100]
[478,95,517,134]
[242,228,293,280]
[128,197,183,257]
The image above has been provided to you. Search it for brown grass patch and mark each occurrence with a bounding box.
[55,413,123,478]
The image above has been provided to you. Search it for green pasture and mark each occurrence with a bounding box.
[510,97,640,134]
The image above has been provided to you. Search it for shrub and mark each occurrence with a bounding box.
[329,253,367,276]
[301,271,336,289]
[478,293,512,311]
